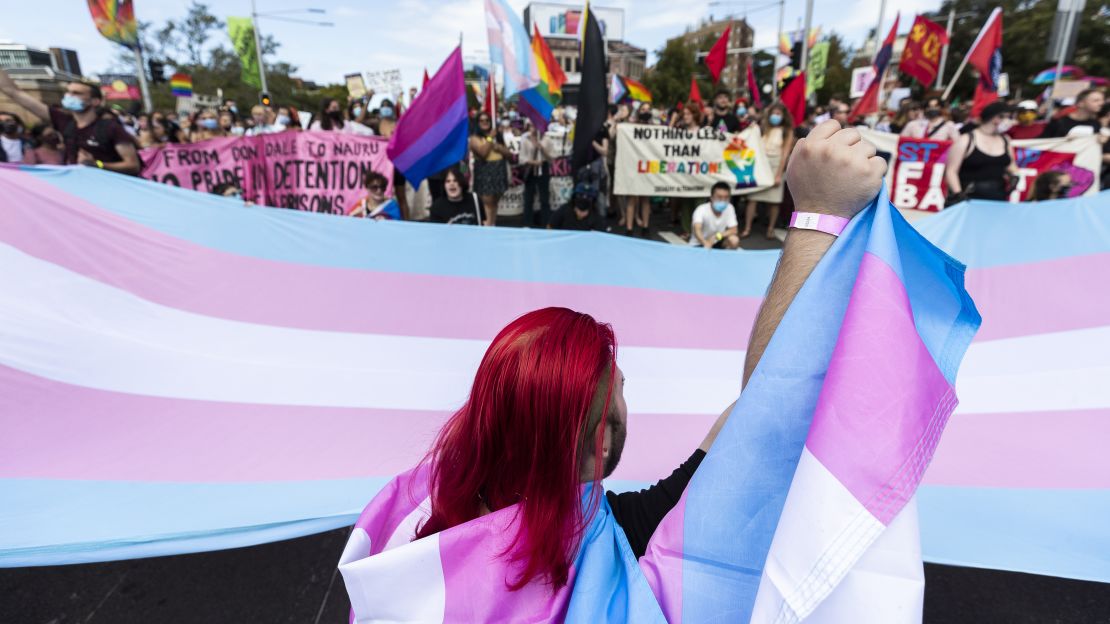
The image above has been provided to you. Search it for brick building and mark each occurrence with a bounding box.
[669,17,756,97]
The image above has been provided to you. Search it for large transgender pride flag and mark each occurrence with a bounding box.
[0,165,1107,598]
[339,185,980,621]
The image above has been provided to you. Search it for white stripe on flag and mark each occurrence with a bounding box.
[340,527,447,623]
[751,449,923,623]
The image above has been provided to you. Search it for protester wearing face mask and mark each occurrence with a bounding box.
[219,110,242,136]
[946,102,1020,201]
[548,183,605,231]
[276,106,299,132]
[0,111,29,163]
[691,181,740,249]
[310,97,374,136]
[21,123,64,165]
[245,105,283,136]
[0,69,140,175]
[190,109,226,142]
[744,102,795,239]
[377,99,398,138]
[734,98,754,130]
[1006,100,1045,140]
[901,97,960,142]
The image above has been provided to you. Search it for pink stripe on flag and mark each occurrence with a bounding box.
[0,364,717,482]
[805,252,956,525]
[924,408,1110,489]
[438,505,573,621]
[0,170,760,350]
[639,490,687,623]
[966,253,1110,341]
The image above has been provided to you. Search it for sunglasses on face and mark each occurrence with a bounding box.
[367,184,386,191]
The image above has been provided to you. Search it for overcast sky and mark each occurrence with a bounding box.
[5,0,943,91]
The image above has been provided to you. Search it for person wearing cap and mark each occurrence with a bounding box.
[901,97,960,142]
[945,101,1020,201]
[1007,100,1046,140]
[548,183,605,231]
[1043,88,1105,138]
[691,181,740,249]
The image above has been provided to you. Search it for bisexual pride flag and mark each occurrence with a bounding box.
[339,186,981,621]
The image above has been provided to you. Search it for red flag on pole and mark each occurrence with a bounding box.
[423,68,430,87]
[966,7,1003,117]
[706,26,731,84]
[483,72,497,122]
[780,71,807,125]
[689,76,703,105]
[848,15,900,121]
[746,58,762,109]
[899,15,949,87]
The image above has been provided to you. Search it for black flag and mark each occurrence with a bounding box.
[572,3,607,174]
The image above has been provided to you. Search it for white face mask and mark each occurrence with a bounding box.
[996,119,1015,133]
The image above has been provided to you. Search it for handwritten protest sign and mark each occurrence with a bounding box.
[365,69,403,94]
[613,123,772,197]
[141,131,394,215]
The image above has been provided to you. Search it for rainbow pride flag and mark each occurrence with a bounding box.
[170,73,193,98]
[87,0,138,48]
[0,163,1107,595]
[385,46,468,188]
[519,25,567,132]
[622,76,652,102]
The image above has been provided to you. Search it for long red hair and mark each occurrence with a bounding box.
[414,307,616,590]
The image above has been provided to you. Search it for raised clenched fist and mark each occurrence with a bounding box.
[785,119,886,220]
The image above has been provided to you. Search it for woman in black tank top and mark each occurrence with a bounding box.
[945,102,1020,201]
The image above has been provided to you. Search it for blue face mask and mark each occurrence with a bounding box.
[276,114,291,126]
[353,106,363,118]
[380,106,394,119]
[712,200,730,213]
[198,118,219,130]
[61,94,88,112]
[769,113,783,126]
[736,106,747,117]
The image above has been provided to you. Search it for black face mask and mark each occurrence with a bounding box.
[637,112,652,122]
[924,109,942,119]
[327,110,342,120]
[0,121,18,136]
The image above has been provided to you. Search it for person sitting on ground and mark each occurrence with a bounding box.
[348,170,401,220]
[430,166,482,226]
[691,181,740,249]
[0,68,140,175]
[1007,100,1046,140]
[1043,89,1105,138]
[21,122,64,165]
[548,183,606,232]
[0,110,29,163]
[1032,170,1072,201]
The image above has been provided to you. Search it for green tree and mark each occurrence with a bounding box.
[642,37,713,109]
[935,0,1109,101]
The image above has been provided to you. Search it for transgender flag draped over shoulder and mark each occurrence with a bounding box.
[339,187,981,622]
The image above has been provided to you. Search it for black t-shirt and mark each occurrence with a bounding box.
[607,449,706,558]
[430,193,481,225]
[712,112,741,134]
[49,106,136,165]
[1042,115,1101,138]
[549,203,604,231]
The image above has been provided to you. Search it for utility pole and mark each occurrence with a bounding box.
[132,45,153,113]
[799,0,813,72]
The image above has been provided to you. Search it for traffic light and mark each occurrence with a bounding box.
[148,60,166,84]
[259,92,272,107]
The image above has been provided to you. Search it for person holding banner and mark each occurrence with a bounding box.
[946,101,1019,202]
[348,170,401,220]
[744,102,795,239]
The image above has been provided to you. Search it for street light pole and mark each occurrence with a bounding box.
[251,0,269,94]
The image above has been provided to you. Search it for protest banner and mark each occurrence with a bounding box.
[613,123,773,197]
[141,131,394,215]
[892,136,952,212]
[860,129,1101,210]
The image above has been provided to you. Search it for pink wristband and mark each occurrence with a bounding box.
[788,212,849,237]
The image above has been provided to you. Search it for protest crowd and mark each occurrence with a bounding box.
[1,6,1107,249]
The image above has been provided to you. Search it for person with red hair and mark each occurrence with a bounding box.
[351,118,887,601]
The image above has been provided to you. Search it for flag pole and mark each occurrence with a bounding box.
[250,0,269,94]
[935,9,955,89]
[1047,0,1080,117]
[132,44,153,113]
[772,0,784,99]
[942,7,999,102]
